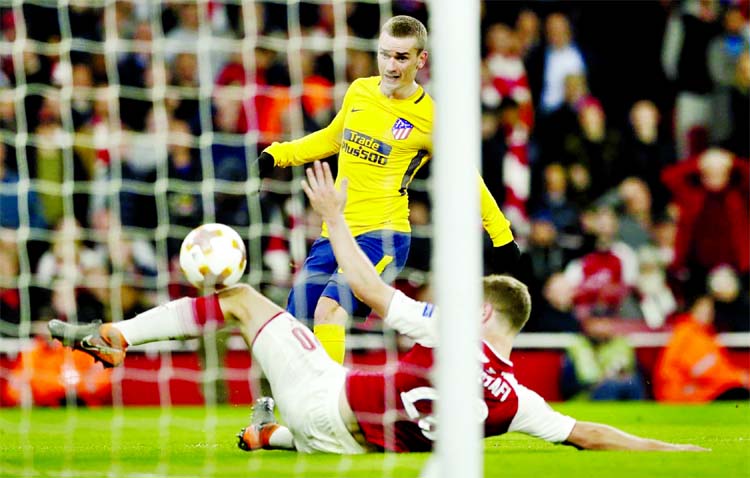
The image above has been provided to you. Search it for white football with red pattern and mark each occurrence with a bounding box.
[179,223,247,289]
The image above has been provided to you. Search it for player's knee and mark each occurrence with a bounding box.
[218,283,254,322]
[313,297,346,326]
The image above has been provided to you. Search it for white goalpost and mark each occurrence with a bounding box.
[429,0,483,478]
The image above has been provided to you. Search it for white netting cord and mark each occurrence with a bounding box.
[5,5,33,477]
[102,4,128,476]
[237,4,267,290]
[7,0,32,342]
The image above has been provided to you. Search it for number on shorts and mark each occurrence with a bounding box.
[292,326,317,351]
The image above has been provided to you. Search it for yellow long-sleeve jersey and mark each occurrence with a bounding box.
[265,76,513,246]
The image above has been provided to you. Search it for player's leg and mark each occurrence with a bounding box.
[48,292,228,367]
[214,285,301,451]
[231,284,364,454]
[237,396,296,451]
[312,297,349,364]
[286,237,338,324]
[314,230,411,364]
[285,237,347,363]
[47,281,275,367]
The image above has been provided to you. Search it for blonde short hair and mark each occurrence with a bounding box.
[483,275,532,332]
[382,15,428,52]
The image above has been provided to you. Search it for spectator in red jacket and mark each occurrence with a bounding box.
[661,147,749,299]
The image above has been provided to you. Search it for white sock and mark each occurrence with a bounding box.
[113,297,200,346]
[268,425,295,450]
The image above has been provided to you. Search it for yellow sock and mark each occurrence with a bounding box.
[314,324,346,364]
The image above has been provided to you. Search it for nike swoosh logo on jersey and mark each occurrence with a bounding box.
[351,108,364,113]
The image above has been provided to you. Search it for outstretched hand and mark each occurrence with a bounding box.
[301,161,348,221]
[675,444,711,452]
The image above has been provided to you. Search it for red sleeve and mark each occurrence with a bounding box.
[660,156,701,197]
[731,157,750,195]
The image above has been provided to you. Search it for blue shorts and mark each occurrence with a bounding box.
[286,230,411,324]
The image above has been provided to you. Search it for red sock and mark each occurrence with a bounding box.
[192,294,225,330]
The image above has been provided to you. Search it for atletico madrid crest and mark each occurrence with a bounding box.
[392,118,414,140]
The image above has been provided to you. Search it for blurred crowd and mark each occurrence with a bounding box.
[0,0,748,401]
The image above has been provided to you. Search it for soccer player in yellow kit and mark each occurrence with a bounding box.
[258,15,519,363]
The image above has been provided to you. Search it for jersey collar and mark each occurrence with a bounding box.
[482,340,514,367]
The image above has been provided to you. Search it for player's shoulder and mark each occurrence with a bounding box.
[348,76,381,93]
[418,86,434,105]
[409,86,434,125]
[402,342,435,364]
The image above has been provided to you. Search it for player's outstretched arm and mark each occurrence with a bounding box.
[261,97,348,168]
[478,175,521,274]
[301,161,395,318]
[565,421,709,452]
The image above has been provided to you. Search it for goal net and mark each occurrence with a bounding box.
[1,1,477,477]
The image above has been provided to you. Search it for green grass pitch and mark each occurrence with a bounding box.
[2,402,748,478]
